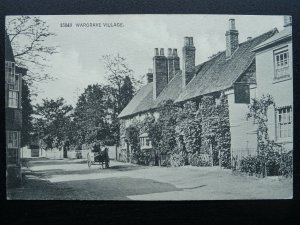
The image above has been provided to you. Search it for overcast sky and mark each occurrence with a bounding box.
[7,14,285,106]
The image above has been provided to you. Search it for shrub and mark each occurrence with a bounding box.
[240,155,262,176]
[240,150,293,177]
[189,152,211,166]
[279,150,293,177]
[170,150,186,167]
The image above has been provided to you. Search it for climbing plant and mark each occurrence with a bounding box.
[246,94,276,177]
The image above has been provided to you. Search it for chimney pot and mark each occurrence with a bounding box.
[168,48,172,57]
[160,48,164,56]
[229,18,236,30]
[173,48,178,57]
[154,48,159,56]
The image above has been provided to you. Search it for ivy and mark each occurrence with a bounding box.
[119,94,232,168]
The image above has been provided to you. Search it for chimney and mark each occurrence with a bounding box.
[182,37,196,87]
[147,68,153,83]
[167,48,181,82]
[283,16,292,27]
[173,49,180,74]
[247,37,252,41]
[153,48,168,99]
[225,19,239,58]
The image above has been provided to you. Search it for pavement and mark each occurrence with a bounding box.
[7,158,293,200]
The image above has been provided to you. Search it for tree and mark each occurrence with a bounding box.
[101,54,139,145]
[21,79,34,147]
[73,84,115,147]
[101,54,140,114]
[34,98,73,150]
[6,16,58,89]
[120,76,135,112]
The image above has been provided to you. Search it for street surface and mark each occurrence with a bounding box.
[7,158,292,200]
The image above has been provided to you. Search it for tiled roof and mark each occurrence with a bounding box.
[176,28,278,102]
[118,28,278,118]
[118,71,182,118]
[252,26,291,52]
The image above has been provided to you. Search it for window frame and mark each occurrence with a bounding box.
[276,106,293,142]
[273,47,290,80]
[8,73,20,91]
[5,61,16,85]
[8,90,19,108]
[7,131,19,149]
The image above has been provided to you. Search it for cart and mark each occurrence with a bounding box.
[87,148,110,169]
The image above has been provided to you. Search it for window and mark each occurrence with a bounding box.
[8,74,19,91]
[140,136,152,149]
[276,106,292,140]
[5,61,15,85]
[7,131,19,149]
[8,91,19,108]
[274,49,289,79]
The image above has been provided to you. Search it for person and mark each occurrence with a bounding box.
[92,141,101,153]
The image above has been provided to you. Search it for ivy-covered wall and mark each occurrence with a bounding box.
[118,92,231,168]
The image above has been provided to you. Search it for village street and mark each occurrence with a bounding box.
[7,158,292,200]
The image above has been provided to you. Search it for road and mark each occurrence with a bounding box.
[7,158,292,200]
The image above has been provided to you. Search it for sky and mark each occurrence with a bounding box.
[7,14,285,106]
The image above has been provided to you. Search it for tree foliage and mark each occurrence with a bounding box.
[34,98,73,149]
[6,16,58,88]
[73,84,115,147]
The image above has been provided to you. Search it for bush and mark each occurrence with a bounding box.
[240,155,262,176]
[279,151,293,177]
[240,150,293,177]
[131,149,154,166]
[189,152,211,166]
[170,150,186,167]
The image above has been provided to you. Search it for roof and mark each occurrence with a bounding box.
[176,28,278,102]
[118,71,182,118]
[5,31,15,62]
[252,26,292,52]
[118,28,278,118]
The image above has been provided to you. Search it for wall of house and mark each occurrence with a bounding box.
[255,40,293,151]
[226,85,258,160]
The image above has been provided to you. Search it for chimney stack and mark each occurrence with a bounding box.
[147,68,153,83]
[283,16,292,27]
[153,48,168,99]
[167,48,181,82]
[225,19,239,58]
[182,37,196,87]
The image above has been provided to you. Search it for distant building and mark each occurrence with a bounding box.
[118,18,280,165]
[252,16,293,151]
[5,31,27,187]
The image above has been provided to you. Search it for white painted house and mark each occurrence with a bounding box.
[252,16,293,151]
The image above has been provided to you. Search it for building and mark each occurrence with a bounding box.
[5,31,27,187]
[118,19,279,165]
[252,16,293,151]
